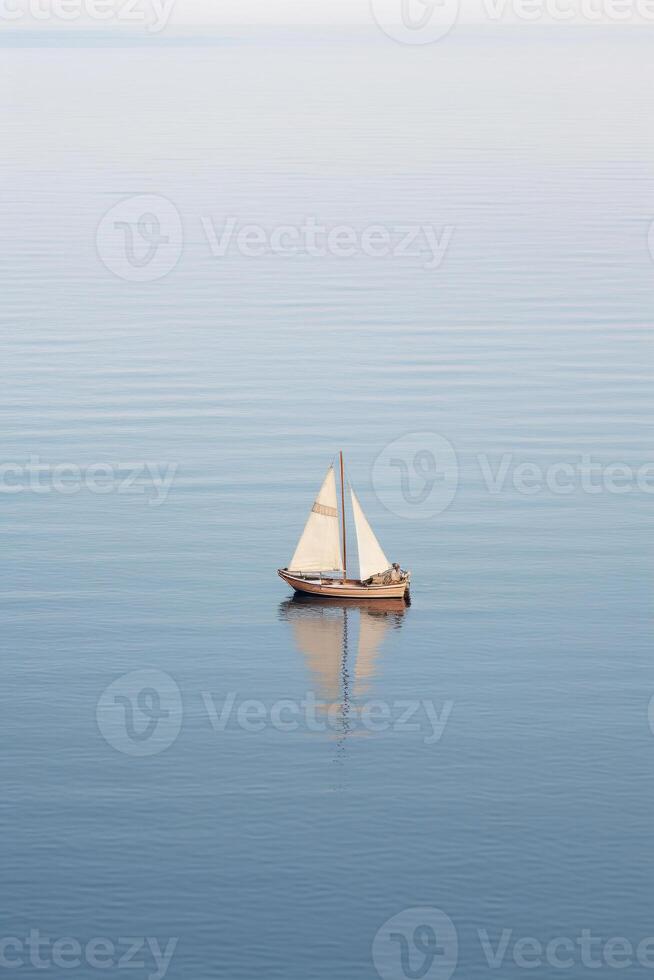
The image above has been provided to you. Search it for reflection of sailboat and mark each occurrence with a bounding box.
[279,596,407,704]
[277,452,411,600]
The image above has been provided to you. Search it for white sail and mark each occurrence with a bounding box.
[289,466,343,573]
[350,488,391,581]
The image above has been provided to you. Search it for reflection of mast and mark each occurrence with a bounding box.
[335,605,350,757]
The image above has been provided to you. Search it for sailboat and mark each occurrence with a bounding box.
[277,452,411,600]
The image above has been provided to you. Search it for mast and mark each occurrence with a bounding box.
[339,450,347,580]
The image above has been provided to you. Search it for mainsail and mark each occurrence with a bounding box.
[350,488,391,581]
[289,466,343,573]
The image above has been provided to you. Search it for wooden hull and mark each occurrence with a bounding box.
[278,569,409,600]
[281,594,409,615]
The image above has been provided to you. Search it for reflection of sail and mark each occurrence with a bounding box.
[354,609,393,696]
[287,606,344,702]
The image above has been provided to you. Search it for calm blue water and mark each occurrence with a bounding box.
[2,23,653,980]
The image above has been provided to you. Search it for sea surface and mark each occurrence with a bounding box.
[1,23,653,980]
